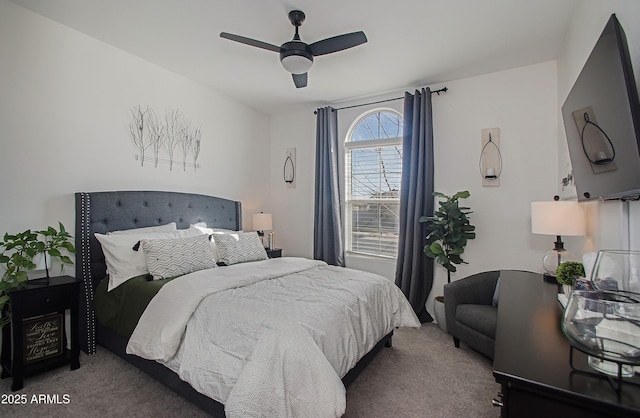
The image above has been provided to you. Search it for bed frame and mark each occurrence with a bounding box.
[75,190,392,416]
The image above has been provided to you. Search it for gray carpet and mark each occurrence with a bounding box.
[0,324,500,417]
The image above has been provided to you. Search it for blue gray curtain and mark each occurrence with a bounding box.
[313,107,345,266]
[395,88,435,322]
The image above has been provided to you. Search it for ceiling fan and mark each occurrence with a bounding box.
[220,10,367,88]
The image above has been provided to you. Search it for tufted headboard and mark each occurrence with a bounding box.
[75,190,242,354]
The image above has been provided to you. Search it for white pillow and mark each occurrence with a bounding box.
[141,234,216,280]
[214,232,268,266]
[95,228,203,291]
[107,222,177,235]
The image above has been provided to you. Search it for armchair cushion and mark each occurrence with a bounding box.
[456,304,498,338]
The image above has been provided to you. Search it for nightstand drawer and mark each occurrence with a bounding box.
[10,284,74,316]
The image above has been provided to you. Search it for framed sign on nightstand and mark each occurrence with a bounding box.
[23,313,64,364]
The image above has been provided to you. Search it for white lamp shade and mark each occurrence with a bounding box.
[253,213,273,231]
[531,201,586,236]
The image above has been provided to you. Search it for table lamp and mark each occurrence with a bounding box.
[531,199,586,282]
[253,212,273,249]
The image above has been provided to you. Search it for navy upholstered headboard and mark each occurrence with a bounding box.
[75,191,242,354]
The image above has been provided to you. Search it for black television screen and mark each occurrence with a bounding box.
[561,14,640,201]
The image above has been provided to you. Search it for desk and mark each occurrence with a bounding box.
[493,271,640,417]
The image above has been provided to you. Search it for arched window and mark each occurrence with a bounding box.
[345,110,403,258]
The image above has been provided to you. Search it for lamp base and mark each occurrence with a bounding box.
[542,246,578,281]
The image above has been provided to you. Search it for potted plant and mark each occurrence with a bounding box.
[0,222,75,327]
[555,261,585,296]
[419,191,476,332]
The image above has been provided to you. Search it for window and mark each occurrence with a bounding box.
[345,110,403,258]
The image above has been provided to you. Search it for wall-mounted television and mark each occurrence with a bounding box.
[561,14,640,201]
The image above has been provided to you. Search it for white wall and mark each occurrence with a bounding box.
[427,62,559,312]
[271,61,559,317]
[0,0,271,250]
[556,0,640,253]
[269,109,317,258]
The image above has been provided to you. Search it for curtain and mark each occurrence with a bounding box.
[313,107,345,266]
[395,88,435,322]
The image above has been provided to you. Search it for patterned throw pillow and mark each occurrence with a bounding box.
[141,234,216,280]
[214,232,268,266]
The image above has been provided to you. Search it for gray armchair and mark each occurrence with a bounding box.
[443,271,500,359]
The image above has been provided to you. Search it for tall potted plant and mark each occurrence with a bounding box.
[0,222,75,327]
[420,191,476,332]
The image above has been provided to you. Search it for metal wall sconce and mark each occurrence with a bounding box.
[283,147,296,188]
[571,106,617,174]
[480,127,501,187]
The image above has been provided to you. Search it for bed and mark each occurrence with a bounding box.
[75,190,420,417]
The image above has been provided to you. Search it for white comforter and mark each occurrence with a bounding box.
[127,257,420,418]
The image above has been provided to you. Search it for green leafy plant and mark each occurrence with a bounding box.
[555,261,585,286]
[419,191,476,283]
[0,222,75,327]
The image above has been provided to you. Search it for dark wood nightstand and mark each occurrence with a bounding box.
[266,248,282,258]
[1,275,80,391]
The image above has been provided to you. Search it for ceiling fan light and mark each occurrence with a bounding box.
[281,54,313,74]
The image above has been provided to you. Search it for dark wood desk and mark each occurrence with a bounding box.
[493,271,640,417]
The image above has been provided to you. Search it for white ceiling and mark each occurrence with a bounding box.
[10,0,579,114]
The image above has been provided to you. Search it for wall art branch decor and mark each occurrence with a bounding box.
[129,106,151,166]
[128,105,202,171]
[146,108,165,168]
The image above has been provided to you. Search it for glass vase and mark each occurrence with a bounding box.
[588,250,640,294]
[561,289,640,377]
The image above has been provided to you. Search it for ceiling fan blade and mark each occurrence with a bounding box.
[309,31,367,56]
[220,32,281,53]
[292,73,308,88]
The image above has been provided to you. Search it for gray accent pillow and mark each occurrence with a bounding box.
[141,234,216,280]
[214,232,268,265]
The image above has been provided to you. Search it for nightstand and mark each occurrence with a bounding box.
[266,248,282,258]
[1,275,80,391]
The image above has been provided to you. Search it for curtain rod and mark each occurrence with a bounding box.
[314,87,447,114]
